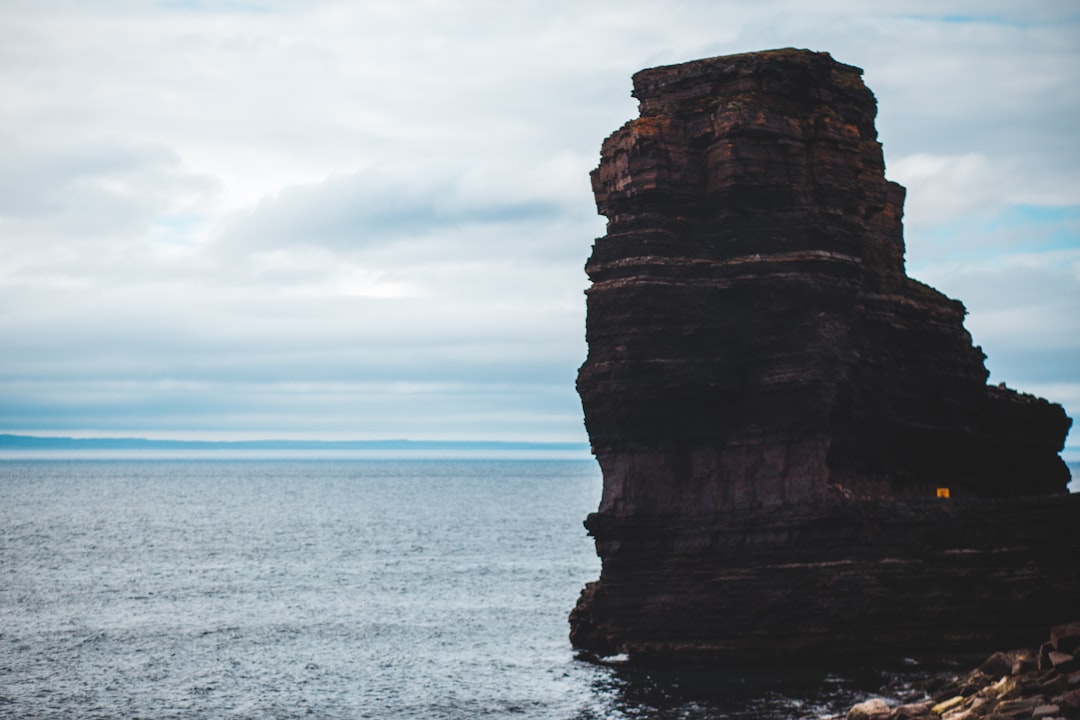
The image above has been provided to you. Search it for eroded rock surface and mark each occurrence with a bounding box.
[571,48,1076,663]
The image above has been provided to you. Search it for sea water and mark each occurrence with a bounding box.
[2,456,1074,719]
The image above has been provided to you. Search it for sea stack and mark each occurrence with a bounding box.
[571,48,1077,664]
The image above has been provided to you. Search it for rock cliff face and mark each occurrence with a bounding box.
[571,48,1077,664]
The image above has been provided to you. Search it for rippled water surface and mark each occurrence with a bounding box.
[2,457,958,719]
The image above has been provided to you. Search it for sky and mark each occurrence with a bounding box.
[1,1,1078,450]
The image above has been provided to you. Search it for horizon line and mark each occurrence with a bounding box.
[0,433,591,451]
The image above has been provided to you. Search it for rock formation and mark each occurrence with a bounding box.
[571,48,1077,664]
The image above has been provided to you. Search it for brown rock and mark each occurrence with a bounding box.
[993,697,1043,716]
[894,702,933,718]
[1043,643,1060,672]
[967,695,992,715]
[983,652,1016,679]
[1014,651,1039,676]
[946,670,993,698]
[1032,705,1060,719]
[570,47,1080,664]
[932,697,966,715]
[1040,673,1070,695]
[848,698,892,720]
[1052,624,1080,655]
[1050,653,1080,674]
[988,675,1023,701]
[942,711,973,720]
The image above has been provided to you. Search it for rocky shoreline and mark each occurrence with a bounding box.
[846,623,1080,720]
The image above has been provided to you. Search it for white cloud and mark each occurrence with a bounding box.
[888,153,1000,228]
[889,151,1080,237]
[1,0,1078,440]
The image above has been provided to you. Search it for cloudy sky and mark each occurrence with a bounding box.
[2,1,1078,449]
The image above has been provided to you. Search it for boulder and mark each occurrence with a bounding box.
[847,698,892,720]
[1051,623,1080,655]
[981,652,1014,679]
[1049,652,1079,674]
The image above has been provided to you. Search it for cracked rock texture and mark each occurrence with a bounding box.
[571,48,1076,663]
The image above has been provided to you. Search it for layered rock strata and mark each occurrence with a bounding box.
[571,48,1076,663]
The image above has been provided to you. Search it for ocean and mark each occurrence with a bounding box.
[2,455,1075,719]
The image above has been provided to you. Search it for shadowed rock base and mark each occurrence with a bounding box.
[571,48,1076,663]
[571,496,1080,664]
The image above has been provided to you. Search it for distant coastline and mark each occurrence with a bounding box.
[0,434,594,461]
[0,433,589,453]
